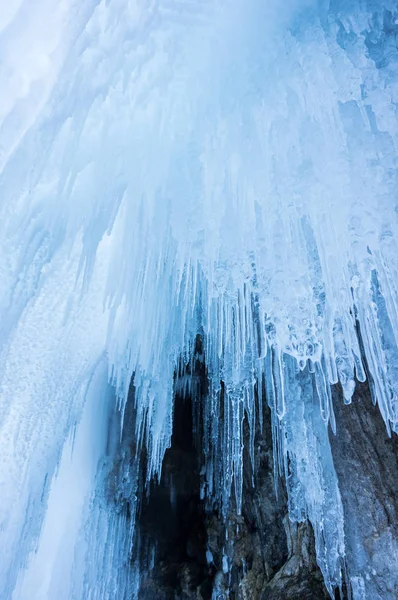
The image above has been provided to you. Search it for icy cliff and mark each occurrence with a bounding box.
[0,0,398,598]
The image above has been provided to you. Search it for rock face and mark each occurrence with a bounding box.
[132,366,398,599]
[330,382,398,599]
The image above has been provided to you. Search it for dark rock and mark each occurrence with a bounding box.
[330,381,398,599]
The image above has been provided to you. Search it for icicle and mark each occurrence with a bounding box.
[271,345,285,419]
[315,361,330,424]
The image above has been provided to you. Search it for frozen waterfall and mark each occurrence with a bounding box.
[1,0,398,598]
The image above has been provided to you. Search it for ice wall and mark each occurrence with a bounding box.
[1,0,398,598]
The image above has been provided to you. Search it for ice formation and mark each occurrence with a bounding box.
[0,0,398,598]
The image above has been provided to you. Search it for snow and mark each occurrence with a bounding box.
[0,0,398,598]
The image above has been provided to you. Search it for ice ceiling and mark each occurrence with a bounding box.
[0,1,398,598]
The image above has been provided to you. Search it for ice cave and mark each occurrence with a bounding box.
[1,1,398,598]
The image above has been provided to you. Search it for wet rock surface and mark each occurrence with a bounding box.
[330,382,398,599]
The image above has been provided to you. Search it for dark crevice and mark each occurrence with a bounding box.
[136,342,213,599]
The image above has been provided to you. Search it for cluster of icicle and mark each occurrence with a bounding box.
[0,0,398,598]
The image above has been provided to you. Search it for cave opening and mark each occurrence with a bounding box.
[132,339,334,599]
[136,337,214,599]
